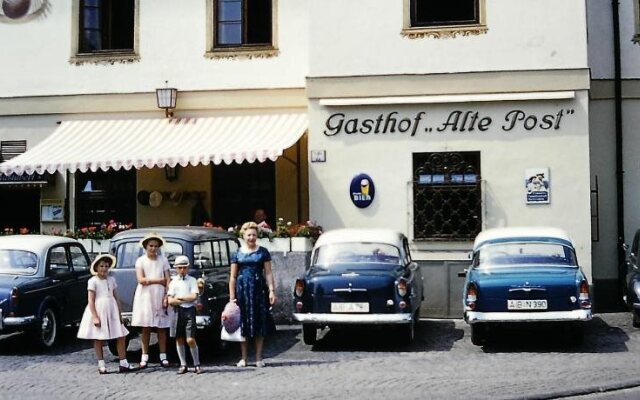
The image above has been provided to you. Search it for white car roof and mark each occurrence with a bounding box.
[473,227,572,251]
[314,228,406,248]
[0,235,78,253]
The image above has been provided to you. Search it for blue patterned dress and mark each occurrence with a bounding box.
[231,246,273,338]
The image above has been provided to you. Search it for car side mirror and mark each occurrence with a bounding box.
[407,261,418,271]
[457,269,468,278]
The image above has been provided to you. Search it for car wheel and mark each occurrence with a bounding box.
[31,307,58,349]
[470,324,486,346]
[302,324,317,345]
[107,335,131,357]
[401,319,415,345]
[633,312,640,328]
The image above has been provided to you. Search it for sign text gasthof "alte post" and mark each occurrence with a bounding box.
[323,109,576,137]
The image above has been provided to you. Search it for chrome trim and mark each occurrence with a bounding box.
[465,309,592,323]
[632,302,640,310]
[293,313,412,324]
[3,315,36,326]
[508,287,547,293]
[333,288,367,292]
[196,315,212,328]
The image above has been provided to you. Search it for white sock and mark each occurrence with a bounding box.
[119,359,130,367]
[159,352,167,361]
[189,345,200,367]
[98,360,106,369]
[141,353,149,363]
[176,343,187,366]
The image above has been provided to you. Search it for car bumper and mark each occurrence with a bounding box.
[120,312,214,329]
[465,309,592,324]
[1,314,36,331]
[293,313,413,324]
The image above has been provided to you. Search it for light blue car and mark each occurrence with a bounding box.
[460,227,592,345]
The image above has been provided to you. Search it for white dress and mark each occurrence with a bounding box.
[77,276,129,340]
[131,255,173,328]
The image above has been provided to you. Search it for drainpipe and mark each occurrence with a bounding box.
[612,0,625,302]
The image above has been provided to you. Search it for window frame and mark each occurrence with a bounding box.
[402,0,487,39]
[634,0,640,44]
[70,0,140,65]
[205,0,279,59]
[412,151,483,241]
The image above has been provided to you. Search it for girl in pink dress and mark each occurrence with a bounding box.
[77,254,135,374]
[131,232,172,368]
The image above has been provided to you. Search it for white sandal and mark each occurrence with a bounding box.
[236,359,246,367]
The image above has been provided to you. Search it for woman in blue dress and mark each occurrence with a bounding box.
[229,221,277,368]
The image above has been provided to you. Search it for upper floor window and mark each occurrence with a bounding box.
[0,140,26,162]
[403,0,487,39]
[71,0,139,64]
[207,0,278,59]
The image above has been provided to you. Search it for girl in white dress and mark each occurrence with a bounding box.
[77,254,135,374]
[131,232,172,368]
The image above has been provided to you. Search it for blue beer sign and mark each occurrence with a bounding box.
[350,173,375,208]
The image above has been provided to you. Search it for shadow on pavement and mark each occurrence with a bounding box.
[306,319,463,352]
[479,316,629,354]
[0,327,91,355]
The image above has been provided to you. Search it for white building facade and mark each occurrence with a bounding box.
[0,0,612,316]
[307,0,592,316]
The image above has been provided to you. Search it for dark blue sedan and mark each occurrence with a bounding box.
[293,228,423,345]
[461,227,592,345]
[0,235,92,349]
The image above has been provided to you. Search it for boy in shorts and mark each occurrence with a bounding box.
[167,255,201,374]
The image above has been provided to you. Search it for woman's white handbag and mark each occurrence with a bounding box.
[221,325,245,342]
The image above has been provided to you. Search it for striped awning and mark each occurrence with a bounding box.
[0,113,308,176]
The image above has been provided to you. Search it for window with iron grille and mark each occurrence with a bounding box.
[213,0,272,48]
[79,0,135,53]
[0,140,27,162]
[411,0,480,27]
[413,152,482,240]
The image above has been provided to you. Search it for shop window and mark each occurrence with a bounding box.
[403,0,486,39]
[206,0,278,58]
[412,152,482,240]
[0,140,27,162]
[75,169,136,230]
[71,0,139,64]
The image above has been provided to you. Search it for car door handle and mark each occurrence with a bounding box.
[457,269,468,278]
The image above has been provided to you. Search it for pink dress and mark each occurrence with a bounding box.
[77,276,129,340]
[131,255,173,328]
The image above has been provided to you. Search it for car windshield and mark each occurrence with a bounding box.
[0,249,38,275]
[475,242,577,268]
[116,241,184,268]
[313,242,401,270]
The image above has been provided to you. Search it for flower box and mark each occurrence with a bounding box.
[291,237,313,252]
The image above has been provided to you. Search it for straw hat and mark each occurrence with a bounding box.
[137,190,150,206]
[149,191,163,207]
[169,191,184,207]
[140,232,165,248]
[90,254,116,276]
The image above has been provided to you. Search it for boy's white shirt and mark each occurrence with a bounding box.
[167,274,199,308]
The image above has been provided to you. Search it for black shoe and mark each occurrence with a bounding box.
[177,365,188,375]
[119,364,137,373]
[161,359,171,368]
[194,365,202,374]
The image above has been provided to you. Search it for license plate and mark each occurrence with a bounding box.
[507,299,548,310]
[331,302,369,313]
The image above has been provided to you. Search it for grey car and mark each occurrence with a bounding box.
[108,226,239,353]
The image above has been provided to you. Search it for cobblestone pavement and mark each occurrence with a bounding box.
[2,313,640,400]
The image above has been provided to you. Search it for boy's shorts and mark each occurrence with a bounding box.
[170,306,196,339]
